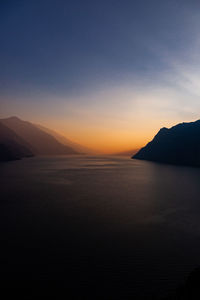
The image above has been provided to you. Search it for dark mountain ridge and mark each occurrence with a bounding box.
[35,123,94,154]
[133,120,200,167]
[0,122,33,161]
[1,116,78,155]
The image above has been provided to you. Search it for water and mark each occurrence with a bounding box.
[1,155,200,298]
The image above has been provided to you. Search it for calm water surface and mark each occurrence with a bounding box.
[1,155,200,298]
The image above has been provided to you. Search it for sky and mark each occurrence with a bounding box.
[1,0,200,153]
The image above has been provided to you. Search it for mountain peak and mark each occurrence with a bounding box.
[133,119,200,167]
[9,116,21,120]
[0,116,78,155]
[4,116,22,122]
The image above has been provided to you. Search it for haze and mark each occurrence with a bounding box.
[1,0,200,153]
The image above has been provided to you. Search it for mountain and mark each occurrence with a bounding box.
[133,120,200,167]
[36,124,95,154]
[1,117,78,155]
[0,122,33,161]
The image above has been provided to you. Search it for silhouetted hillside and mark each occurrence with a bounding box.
[36,124,95,154]
[133,120,200,167]
[1,117,78,155]
[0,122,33,161]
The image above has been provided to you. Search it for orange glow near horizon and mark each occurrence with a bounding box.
[2,81,200,154]
[1,110,198,154]
[39,117,181,154]
[2,1,200,156]
[58,129,147,154]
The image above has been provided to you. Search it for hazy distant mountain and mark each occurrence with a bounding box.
[36,124,95,154]
[133,120,200,167]
[0,122,33,161]
[1,117,78,155]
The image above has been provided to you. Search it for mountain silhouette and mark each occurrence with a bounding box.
[0,122,33,161]
[1,117,78,155]
[35,124,95,154]
[133,120,200,167]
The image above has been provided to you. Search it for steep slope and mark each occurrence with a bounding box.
[133,120,200,167]
[0,122,33,161]
[36,124,95,154]
[1,117,78,155]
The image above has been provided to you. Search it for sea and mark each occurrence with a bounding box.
[1,155,200,298]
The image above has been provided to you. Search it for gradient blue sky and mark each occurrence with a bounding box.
[1,0,200,152]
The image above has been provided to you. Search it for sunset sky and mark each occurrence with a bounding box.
[1,0,200,153]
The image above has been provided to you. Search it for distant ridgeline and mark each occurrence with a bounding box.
[0,116,79,162]
[133,120,200,167]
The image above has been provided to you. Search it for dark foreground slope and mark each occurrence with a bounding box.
[0,122,33,161]
[133,120,200,167]
[1,116,78,155]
